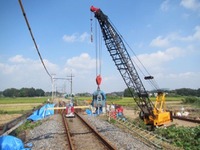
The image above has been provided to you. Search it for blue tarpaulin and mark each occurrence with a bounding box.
[27,103,55,121]
[85,109,97,116]
[0,135,29,150]
[85,109,92,115]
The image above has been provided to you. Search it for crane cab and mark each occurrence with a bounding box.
[140,92,173,128]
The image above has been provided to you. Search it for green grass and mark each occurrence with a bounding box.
[0,104,39,112]
[0,97,48,104]
[76,96,184,107]
[11,120,43,137]
[75,96,91,101]
[0,97,48,114]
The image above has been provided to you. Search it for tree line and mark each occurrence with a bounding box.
[1,87,200,98]
[2,88,45,97]
[171,88,200,97]
[123,88,200,97]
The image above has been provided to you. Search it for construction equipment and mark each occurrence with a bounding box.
[90,6,172,129]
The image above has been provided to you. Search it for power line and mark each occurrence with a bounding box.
[18,0,52,79]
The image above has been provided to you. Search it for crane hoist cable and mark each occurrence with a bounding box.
[90,12,93,43]
[109,20,160,90]
[96,19,103,89]
[91,14,102,89]
[95,19,102,77]
[18,0,52,80]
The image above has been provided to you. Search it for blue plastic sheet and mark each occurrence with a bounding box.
[0,135,29,150]
[85,109,92,115]
[85,109,97,116]
[27,103,55,121]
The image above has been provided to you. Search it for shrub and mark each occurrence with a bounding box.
[182,96,200,107]
[155,126,200,150]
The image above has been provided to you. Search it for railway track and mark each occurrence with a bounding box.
[1,101,199,149]
[173,115,200,124]
[62,112,116,150]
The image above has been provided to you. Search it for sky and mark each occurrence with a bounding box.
[0,0,200,94]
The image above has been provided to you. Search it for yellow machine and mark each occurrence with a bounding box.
[145,92,172,126]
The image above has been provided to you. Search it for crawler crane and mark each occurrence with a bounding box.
[90,6,173,129]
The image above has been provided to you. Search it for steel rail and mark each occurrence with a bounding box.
[173,116,200,124]
[75,112,116,150]
[62,113,75,150]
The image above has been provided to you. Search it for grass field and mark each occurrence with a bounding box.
[0,96,185,114]
[75,96,185,107]
[0,103,42,113]
[0,97,48,114]
[0,97,48,104]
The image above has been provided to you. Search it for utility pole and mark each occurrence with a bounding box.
[51,74,56,101]
[68,72,74,96]
[53,72,74,98]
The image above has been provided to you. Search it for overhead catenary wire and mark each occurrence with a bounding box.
[18,0,52,79]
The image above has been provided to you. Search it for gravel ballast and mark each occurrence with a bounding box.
[25,113,154,150]
[25,114,68,150]
[82,114,154,150]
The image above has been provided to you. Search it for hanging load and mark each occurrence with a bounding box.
[92,89,106,114]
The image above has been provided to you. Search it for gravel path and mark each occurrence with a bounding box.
[25,113,154,150]
[25,114,68,150]
[82,114,154,150]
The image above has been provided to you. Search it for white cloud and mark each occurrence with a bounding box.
[134,47,184,72]
[150,25,200,48]
[150,36,170,47]
[63,34,77,42]
[63,32,90,43]
[79,32,90,42]
[0,53,199,93]
[8,55,29,63]
[165,25,200,42]
[180,0,200,11]
[182,25,200,41]
[156,72,200,89]
[0,54,99,93]
[160,0,170,11]
[66,53,96,70]
[0,63,18,74]
[182,13,190,19]
[0,55,59,91]
[7,55,58,74]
